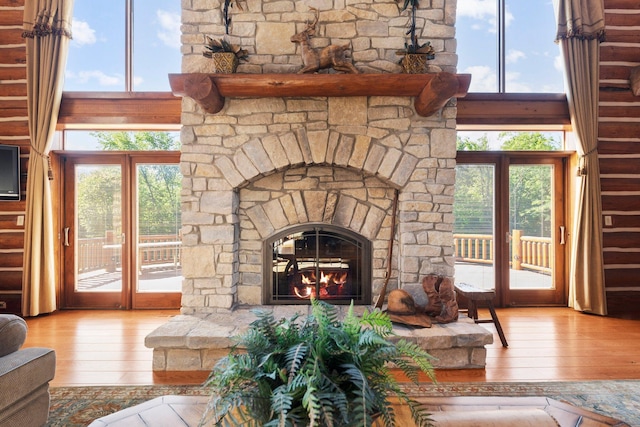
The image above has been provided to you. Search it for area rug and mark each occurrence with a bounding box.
[47,380,640,427]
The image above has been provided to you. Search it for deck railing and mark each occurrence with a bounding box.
[77,234,181,273]
[453,231,552,274]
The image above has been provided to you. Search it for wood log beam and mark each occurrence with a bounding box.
[168,72,471,117]
[182,74,224,114]
[415,72,462,117]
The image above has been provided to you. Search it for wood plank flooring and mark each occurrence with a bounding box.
[22,307,640,387]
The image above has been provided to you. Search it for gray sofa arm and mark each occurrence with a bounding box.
[0,348,56,427]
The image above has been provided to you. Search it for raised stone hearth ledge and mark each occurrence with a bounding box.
[145,307,493,371]
[168,72,471,117]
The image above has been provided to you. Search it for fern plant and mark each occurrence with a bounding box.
[200,299,436,427]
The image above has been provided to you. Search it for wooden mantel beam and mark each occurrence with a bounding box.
[168,73,472,117]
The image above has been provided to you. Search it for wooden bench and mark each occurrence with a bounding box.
[454,282,508,347]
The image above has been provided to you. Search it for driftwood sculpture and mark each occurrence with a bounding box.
[290,8,359,74]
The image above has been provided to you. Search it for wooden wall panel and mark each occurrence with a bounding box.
[601,178,640,192]
[0,0,27,313]
[604,269,640,287]
[599,141,640,154]
[0,121,29,137]
[0,10,22,26]
[603,232,640,248]
[605,0,640,9]
[599,105,640,118]
[0,29,24,45]
[603,251,640,264]
[0,47,26,65]
[0,272,22,290]
[0,0,24,7]
[602,2,640,313]
[599,122,640,139]
[0,232,24,250]
[0,66,25,80]
[600,158,640,174]
[600,45,638,63]
[602,215,640,228]
[600,66,633,82]
[0,82,26,97]
[0,252,23,268]
[602,196,640,211]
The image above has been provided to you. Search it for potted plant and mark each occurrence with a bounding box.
[203,36,248,73]
[200,298,436,426]
[396,0,435,73]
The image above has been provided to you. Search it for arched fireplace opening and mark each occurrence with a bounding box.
[264,224,372,305]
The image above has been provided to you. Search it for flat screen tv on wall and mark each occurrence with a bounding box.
[0,145,21,201]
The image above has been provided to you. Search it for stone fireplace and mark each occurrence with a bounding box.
[266,223,371,304]
[145,0,494,371]
[178,0,463,311]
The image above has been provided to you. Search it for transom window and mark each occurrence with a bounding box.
[65,0,181,92]
[456,0,564,93]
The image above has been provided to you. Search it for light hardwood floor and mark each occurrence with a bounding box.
[22,307,640,387]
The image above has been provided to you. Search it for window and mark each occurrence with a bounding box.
[457,130,569,151]
[60,130,181,151]
[456,0,564,93]
[65,0,181,92]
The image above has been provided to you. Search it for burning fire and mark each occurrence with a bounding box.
[293,270,348,299]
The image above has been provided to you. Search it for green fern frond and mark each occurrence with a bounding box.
[359,308,394,337]
[406,398,435,427]
[394,339,437,383]
[285,343,308,382]
[270,385,294,424]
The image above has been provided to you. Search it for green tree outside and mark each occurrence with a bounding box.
[455,132,559,238]
[76,132,182,239]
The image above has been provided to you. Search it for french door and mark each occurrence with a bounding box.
[62,152,182,309]
[454,152,568,306]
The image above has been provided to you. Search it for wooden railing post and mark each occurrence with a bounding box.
[105,230,116,273]
[512,229,522,270]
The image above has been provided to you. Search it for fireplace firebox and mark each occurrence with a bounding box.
[264,225,371,305]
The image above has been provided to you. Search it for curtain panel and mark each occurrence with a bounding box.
[556,0,607,315]
[22,0,74,316]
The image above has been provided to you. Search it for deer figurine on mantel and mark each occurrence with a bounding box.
[291,8,359,74]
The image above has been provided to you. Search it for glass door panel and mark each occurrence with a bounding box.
[64,160,125,308]
[133,162,182,308]
[508,164,554,290]
[506,159,565,306]
[454,164,496,291]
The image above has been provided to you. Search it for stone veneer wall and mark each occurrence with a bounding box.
[179,0,459,315]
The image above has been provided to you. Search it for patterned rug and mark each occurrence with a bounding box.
[47,380,640,427]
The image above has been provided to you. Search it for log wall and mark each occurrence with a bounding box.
[0,0,26,315]
[599,0,640,313]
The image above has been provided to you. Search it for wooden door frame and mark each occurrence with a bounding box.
[58,151,181,309]
[61,152,130,308]
[456,151,571,307]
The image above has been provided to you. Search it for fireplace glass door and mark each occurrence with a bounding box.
[266,226,371,305]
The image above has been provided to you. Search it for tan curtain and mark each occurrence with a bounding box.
[556,0,607,315]
[22,0,74,316]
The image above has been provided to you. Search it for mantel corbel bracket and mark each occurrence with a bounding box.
[169,73,471,117]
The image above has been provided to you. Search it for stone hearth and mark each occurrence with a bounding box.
[145,307,493,371]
